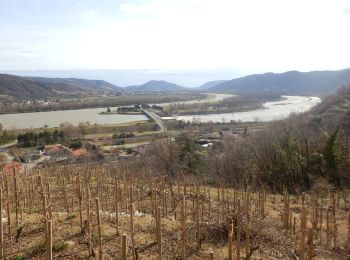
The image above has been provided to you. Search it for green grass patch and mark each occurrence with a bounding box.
[134,130,160,136]
[65,213,77,221]
[83,133,113,139]
[53,240,69,252]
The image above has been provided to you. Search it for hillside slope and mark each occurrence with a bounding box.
[197,80,227,90]
[209,69,350,96]
[0,74,123,100]
[310,86,350,128]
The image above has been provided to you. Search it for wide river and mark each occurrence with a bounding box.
[0,108,148,130]
[0,94,320,129]
[175,95,321,123]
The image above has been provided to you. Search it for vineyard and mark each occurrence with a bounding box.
[0,164,349,259]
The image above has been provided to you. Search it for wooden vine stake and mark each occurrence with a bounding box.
[129,187,136,260]
[181,196,186,260]
[96,198,103,260]
[326,208,330,248]
[236,199,241,260]
[228,220,233,260]
[122,234,127,260]
[47,220,53,260]
[196,196,200,250]
[44,195,48,246]
[115,180,119,236]
[156,207,162,260]
[47,182,52,219]
[13,173,19,229]
[307,227,314,260]
[5,178,11,242]
[86,186,92,257]
[77,174,83,233]
[300,193,306,260]
[332,194,337,248]
[293,217,296,235]
[245,191,251,257]
[348,202,350,245]
[0,189,4,259]
[319,207,323,245]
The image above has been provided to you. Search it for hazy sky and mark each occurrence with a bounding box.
[1,0,350,73]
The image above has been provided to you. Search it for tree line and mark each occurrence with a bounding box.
[0,131,15,145]
[17,130,65,148]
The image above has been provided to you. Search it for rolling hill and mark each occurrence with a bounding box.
[0,74,123,100]
[207,69,350,96]
[126,80,186,92]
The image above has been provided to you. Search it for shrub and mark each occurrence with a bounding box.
[69,139,82,150]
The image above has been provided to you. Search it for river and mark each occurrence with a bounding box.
[0,108,148,129]
[0,94,321,129]
[175,95,321,123]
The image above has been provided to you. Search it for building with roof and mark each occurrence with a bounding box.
[43,144,72,161]
[72,148,88,157]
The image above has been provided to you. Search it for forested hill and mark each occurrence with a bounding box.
[0,74,123,100]
[208,69,350,96]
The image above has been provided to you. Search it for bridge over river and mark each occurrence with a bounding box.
[141,108,166,132]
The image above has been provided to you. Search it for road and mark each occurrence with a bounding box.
[0,140,17,149]
[142,108,166,132]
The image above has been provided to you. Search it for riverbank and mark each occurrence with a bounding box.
[99,111,143,115]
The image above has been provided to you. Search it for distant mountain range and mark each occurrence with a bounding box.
[0,74,122,100]
[207,69,350,96]
[2,69,350,100]
[126,80,186,92]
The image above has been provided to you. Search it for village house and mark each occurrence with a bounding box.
[43,144,73,161]
[20,153,41,163]
[72,148,88,157]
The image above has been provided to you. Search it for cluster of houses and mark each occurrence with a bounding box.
[0,144,90,174]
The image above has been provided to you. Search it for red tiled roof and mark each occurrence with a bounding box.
[44,144,70,154]
[72,148,88,157]
[1,162,23,174]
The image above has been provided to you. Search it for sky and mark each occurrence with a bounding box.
[1,0,350,85]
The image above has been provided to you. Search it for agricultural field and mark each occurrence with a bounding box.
[1,165,349,259]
